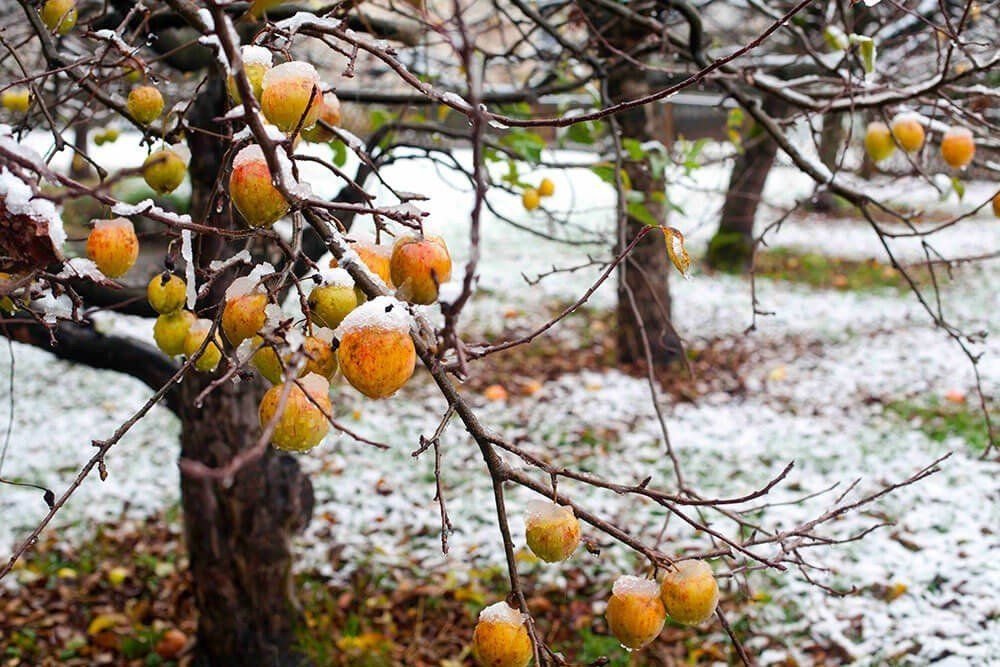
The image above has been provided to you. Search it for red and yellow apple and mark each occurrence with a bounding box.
[524,500,580,563]
[87,218,139,278]
[258,372,331,451]
[301,92,342,143]
[260,61,322,133]
[229,144,289,228]
[389,235,452,305]
[336,297,415,398]
[605,576,666,650]
[659,560,719,626]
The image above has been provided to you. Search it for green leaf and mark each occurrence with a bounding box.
[824,26,849,51]
[566,121,595,145]
[849,34,877,74]
[951,176,965,200]
[500,130,546,164]
[330,140,347,168]
[590,164,631,191]
[623,138,645,161]
[627,200,659,227]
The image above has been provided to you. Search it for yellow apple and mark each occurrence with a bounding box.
[142,149,186,195]
[147,273,186,314]
[890,113,925,153]
[524,500,580,563]
[127,85,164,125]
[258,372,331,451]
[153,310,196,356]
[659,560,719,626]
[605,575,665,650]
[940,126,975,169]
[471,602,532,667]
[183,319,223,372]
[864,121,895,163]
[41,0,77,35]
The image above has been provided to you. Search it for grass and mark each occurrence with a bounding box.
[752,247,931,292]
[885,397,995,452]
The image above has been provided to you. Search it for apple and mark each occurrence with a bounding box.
[142,148,186,195]
[301,92,342,143]
[86,218,139,278]
[605,575,665,650]
[940,126,975,169]
[40,0,77,35]
[524,500,580,563]
[226,46,273,104]
[537,178,555,197]
[522,188,540,211]
[864,121,895,163]
[331,240,394,289]
[0,272,19,314]
[252,331,336,384]
[229,144,289,228]
[890,113,925,153]
[153,310,196,356]
[389,235,452,305]
[258,372,331,451]
[307,268,359,329]
[471,602,532,667]
[260,61,322,133]
[147,273,186,314]
[154,629,187,660]
[183,319,223,372]
[659,560,719,626]
[1,88,31,113]
[992,192,1000,218]
[127,85,164,125]
[221,277,268,345]
[336,296,415,399]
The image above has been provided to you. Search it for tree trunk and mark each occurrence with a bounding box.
[813,112,846,212]
[606,55,680,367]
[706,97,786,273]
[179,70,314,666]
[179,376,313,667]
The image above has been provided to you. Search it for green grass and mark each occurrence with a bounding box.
[885,397,995,451]
[753,247,928,292]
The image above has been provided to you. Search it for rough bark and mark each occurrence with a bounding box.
[706,97,786,273]
[813,112,846,212]
[179,71,314,666]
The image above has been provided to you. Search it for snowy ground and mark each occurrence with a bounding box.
[1,140,998,664]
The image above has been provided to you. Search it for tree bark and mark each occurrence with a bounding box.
[812,112,846,212]
[706,97,786,273]
[179,71,314,666]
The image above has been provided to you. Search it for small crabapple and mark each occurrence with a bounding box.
[471,602,532,667]
[127,85,164,125]
[221,278,268,345]
[390,235,453,305]
[940,126,975,169]
[41,0,77,35]
[183,319,223,372]
[992,192,1000,218]
[260,61,322,133]
[336,296,415,399]
[147,273,186,314]
[890,113,925,153]
[864,122,895,163]
[524,500,581,563]
[605,575,666,650]
[1,88,30,113]
[153,310,196,356]
[258,372,331,451]
[301,92,342,143]
[659,560,719,626]
[251,336,286,384]
[252,333,337,383]
[154,629,188,660]
[522,188,540,211]
[86,218,139,278]
[226,46,272,104]
[229,144,289,228]
[331,240,394,289]
[537,177,555,197]
[308,269,359,329]
[142,149,186,195]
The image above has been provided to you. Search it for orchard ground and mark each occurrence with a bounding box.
[1,135,998,665]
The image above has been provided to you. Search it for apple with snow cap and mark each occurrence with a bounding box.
[41,0,77,35]
[307,268,360,329]
[154,310,195,356]
[390,234,452,305]
[142,148,187,195]
[227,46,273,104]
[335,296,415,399]
[890,113,925,153]
[127,85,164,125]
[940,126,975,169]
[183,319,223,373]
[471,601,533,667]
[524,500,581,562]
[331,239,394,289]
[229,144,289,228]
[147,273,186,314]
[301,92,342,143]
[221,276,269,345]
[87,218,138,278]
[260,61,322,133]
[258,373,331,452]
[659,559,719,626]
[605,575,666,650]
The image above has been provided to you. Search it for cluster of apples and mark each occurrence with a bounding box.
[473,556,719,666]
[521,178,555,211]
[865,113,976,170]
